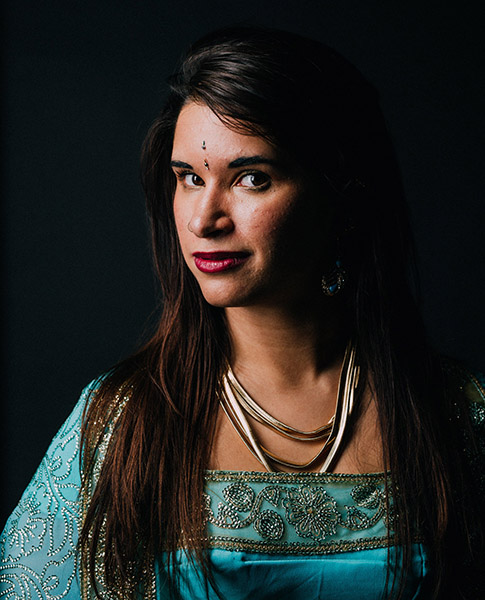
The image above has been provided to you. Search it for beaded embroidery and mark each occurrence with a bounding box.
[1,368,483,599]
[79,386,157,600]
[0,385,88,599]
[204,471,394,554]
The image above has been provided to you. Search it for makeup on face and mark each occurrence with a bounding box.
[171,103,325,308]
[193,251,251,273]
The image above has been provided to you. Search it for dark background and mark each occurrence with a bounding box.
[2,0,484,526]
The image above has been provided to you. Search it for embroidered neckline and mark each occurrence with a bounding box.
[203,473,395,554]
[205,469,388,483]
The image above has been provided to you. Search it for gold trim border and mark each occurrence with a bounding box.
[206,533,425,555]
[206,534,391,555]
[205,469,389,484]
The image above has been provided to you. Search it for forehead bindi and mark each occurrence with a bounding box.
[172,103,274,163]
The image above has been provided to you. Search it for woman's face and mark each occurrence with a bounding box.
[171,102,332,309]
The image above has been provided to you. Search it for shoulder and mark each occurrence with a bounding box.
[3,376,102,521]
[0,377,102,598]
[441,359,485,485]
[441,358,485,420]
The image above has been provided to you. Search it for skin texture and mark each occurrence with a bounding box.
[172,103,329,310]
[172,103,383,474]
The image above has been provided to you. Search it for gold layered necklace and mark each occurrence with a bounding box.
[220,343,359,473]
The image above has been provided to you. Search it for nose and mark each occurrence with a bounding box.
[187,188,234,238]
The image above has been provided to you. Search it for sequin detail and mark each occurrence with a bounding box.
[284,486,339,540]
[442,362,485,494]
[2,366,484,598]
[0,385,89,599]
[204,472,392,553]
[79,387,157,600]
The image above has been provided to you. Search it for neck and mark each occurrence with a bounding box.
[224,298,348,391]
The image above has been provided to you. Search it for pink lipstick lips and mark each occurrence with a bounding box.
[193,251,250,273]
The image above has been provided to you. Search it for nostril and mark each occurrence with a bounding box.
[189,214,234,238]
[215,216,234,233]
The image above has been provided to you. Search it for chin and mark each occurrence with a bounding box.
[201,292,252,309]
[197,283,259,309]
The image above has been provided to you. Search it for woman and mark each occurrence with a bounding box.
[1,27,484,600]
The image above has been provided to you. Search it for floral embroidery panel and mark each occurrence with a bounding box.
[204,471,395,554]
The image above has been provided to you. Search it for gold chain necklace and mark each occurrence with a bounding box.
[226,368,334,441]
[220,343,359,473]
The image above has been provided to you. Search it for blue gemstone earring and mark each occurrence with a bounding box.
[321,260,346,296]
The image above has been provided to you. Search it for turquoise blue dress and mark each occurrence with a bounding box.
[1,370,483,599]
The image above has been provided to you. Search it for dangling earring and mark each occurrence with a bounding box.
[321,260,346,296]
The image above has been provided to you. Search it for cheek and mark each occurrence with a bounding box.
[173,199,189,246]
[172,226,194,271]
[248,200,295,237]
[172,195,183,228]
[251,197,326,264]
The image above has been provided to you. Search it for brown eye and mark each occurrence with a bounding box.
[237,172,270,188]
[183,173,204,187]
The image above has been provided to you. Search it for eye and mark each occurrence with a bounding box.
[184,173,205,187]
[236,172,270,189]
[176,171,205,187]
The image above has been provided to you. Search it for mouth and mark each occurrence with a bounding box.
[192,251,250,273]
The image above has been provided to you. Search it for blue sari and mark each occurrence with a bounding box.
[1,369,483,599]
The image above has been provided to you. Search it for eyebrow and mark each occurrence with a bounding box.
[170,160,193,169]
[227,155,278,168]
[170,155,278,170]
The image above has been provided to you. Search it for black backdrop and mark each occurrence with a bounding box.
[3,0,485,525]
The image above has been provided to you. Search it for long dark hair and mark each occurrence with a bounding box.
[80,27,482,599]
